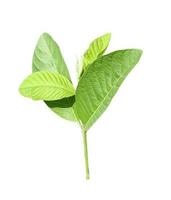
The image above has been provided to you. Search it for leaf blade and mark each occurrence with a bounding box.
[82,33,111,71]
[32,33,76,121]
[50,107,77,121]
[45,96,77,121]
[32,32,71,80]
[75,49,142,130]
[19,71,75,101]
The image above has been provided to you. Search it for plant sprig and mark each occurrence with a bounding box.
[19,32,142,179]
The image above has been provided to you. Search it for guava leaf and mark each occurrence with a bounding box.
[75,49,143,130]
[32,33,71,80]
[32,33,77,121]
[45,96,77,121]
[19,71,75,100]
[82,33,111,72]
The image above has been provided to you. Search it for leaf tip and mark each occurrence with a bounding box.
[106,32,112,38]
[18,78,24,93]
[39,32,52,41]
[135,48,143,60]
[41,32,50,37]
[136,48,143,55]
[18,78,29,98]
[103,32,112,42]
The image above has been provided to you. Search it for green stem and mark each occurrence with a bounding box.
[82,129,90,179]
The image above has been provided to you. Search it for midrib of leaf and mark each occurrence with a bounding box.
[23,85,73,94]
[42,36,57,70]
[84,71,130,130]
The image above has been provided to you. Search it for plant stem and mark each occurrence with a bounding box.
[82,129,90,179]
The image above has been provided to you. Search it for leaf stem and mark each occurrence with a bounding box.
[82,129,90,179]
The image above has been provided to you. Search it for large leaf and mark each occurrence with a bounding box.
[19,71,75,100]
[32,33,76,121]
[32,33,71,80]
[82,33,111,72]
[75,49,142,130]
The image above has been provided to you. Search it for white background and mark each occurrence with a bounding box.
[0,0,171,199]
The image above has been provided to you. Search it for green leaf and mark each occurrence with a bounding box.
[82,33,111,71]
[32,32,71,80]
[45,96,77,121]
[75,49,142,130]
[19,71,75,100]
[50,107,77,121]
[32,33,76,121]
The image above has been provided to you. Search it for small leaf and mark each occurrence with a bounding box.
[82,33,111,71]
[75,49,142,130]
[19,71,75,100]
[32,33,71,80]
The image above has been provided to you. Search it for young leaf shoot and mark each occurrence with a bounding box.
[19,33,142,179]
